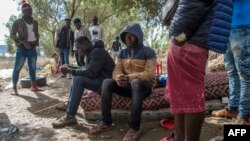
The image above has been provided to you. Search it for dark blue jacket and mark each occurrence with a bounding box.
[169,0,233,53]
[231,0,250,29]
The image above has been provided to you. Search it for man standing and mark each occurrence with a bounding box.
[52,37,115,127]
[111,36,121,62]
[56,18,74,78]
[10,0,41,95]
[212,0,250,125]
[89,23,157,141]
[73,18,91,66]
[89,16,104,41]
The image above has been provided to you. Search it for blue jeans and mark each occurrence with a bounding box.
[59,48,69,65]
[12,44,37,86]
[66,76,102,116]
[225,28,250,118]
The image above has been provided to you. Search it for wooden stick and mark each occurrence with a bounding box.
[34,101,66,114]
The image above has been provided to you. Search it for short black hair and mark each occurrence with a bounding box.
[64,18,71,21]
[92,16,98,19]
[76,36,92,45]
[73,18,81,24]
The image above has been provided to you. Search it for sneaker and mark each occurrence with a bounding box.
[67,73,72,79]
[52,115,77,128]
[211,107,238,119]
[56,103,67,111]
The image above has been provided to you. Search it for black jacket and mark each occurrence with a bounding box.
[56,26,74,52]
[71,47,115,82]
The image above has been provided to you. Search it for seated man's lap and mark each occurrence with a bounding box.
[109,79,151,99]
[73,76,102,92]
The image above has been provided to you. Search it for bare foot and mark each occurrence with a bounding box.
[123,129,140,141]
[31,86,44,92]
[11,87,19,95]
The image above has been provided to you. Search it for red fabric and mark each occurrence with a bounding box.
[81,87,169,111]
[166,42,208,114]
[80,72,229,111]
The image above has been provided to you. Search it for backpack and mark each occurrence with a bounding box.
[160,0,180,26]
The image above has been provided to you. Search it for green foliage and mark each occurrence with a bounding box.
[5,15,17,55]
[6,0,169,56]
[5,36,16,55]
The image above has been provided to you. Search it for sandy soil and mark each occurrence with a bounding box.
[0,76,234,141]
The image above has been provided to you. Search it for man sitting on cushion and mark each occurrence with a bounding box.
[89,23,157,141]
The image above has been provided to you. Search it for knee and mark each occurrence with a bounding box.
[72,76,85,86]
[238,60,250,80]
[239,72,250,80]
[102,79,115,90]
[131,79,144,89]
[13,65,22,72]
[225,63,237,76]
[29,60,37,71]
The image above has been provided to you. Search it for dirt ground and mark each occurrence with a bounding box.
[0,77,234,141]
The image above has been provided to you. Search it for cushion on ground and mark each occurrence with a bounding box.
[83,99,225,121]
[81,72,228,111]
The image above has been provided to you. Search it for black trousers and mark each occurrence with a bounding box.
[101,78,151,130]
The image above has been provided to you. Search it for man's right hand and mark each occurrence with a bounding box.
[116,74,128,87]
[22,40,31,49]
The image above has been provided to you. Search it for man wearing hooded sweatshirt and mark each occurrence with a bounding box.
[89,23,157,141]
[212,0,250,125]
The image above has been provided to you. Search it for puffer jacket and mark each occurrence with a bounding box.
[113,23,157,87]
[231,0,250,28]
[169,0,233,53]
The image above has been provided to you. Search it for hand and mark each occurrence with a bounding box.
[116,74,128,87]
[22,40,31,49]
[172,37,186,47]
[60,65,72,74]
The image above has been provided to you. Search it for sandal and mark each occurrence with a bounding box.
[123,129,141,141]
[89,121,112,135]
[160,133,175,141]
[31,86,44,92]
[160,118,175,131]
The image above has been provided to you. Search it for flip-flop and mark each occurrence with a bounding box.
[160,118,175,131]
[89,122,112,135]
[160,133,175,141]
[123,129,141,141]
